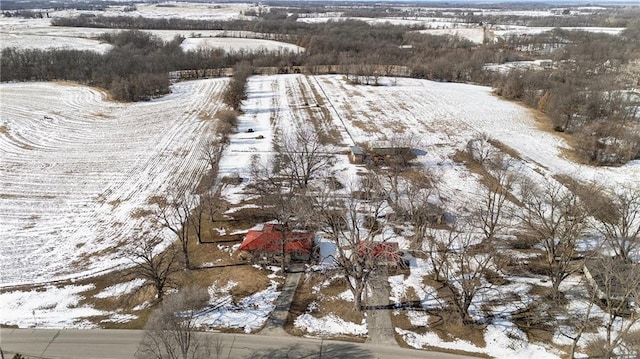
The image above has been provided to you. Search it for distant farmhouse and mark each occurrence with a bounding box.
[348,141,417,165]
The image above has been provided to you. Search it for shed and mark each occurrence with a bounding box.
[349,146,365,164]
[584,257,639,309]
[358,241,406,268]
[370,141,414,162]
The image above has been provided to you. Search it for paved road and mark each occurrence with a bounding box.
[0,328,476,359]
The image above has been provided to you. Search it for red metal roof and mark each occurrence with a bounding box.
[239,224,313,254]
[358,241,400,260]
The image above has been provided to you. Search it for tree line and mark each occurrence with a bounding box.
[4,10,640,164]
[493,25,640,165]
[0,30,299,101]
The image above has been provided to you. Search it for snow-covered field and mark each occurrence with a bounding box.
[492,25,625,38]
[416,26,624,45]
[0,79,225,287]
[1,3,624,53]
[0,3,298,54]
[1,72,638,354]
[181,37,304,54]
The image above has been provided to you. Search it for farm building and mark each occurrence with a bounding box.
[369,141,416,165]
[370,141,412,156]
[583,257,639,309]
[358,241,407,268]
[238,223,314,265]
[349,146,365,164]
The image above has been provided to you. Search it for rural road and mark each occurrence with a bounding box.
[0,328,476,359]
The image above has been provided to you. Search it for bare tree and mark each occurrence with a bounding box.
[222,62,253,112]
[316,173,391,311]
[249,154,311,273]
[425,214,499,324]
[583,256,640,359]
[152,194,196,270]
[445,229,496,324]
[474,153,516,241]
[201,190,221,240]
[395,169,441,251]
[125,233,182,302]
[136,286,222,359]
[375,134,419,208]
[424,225,460,283]
[201,138,223,174]
[596,186,640,262]
[466,132,495,165]
[187,195,206,246]
[518,180,588,298]
[560,278,598,359]
[278,124,333,191]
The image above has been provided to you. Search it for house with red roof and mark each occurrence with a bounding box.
[358,241,406,268]
[238,223,314,265]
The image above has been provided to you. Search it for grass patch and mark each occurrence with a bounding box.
[525,108,585,164]
[299,76,343,146]
[487,139,524,163]
[452,149,521,206]
[553,174,617,222]
[286,271,323,336]
[351,119,378,133]
[429,310,487,348]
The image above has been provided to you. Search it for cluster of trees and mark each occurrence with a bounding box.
[0,30,297,101]
[47,13,494,84]
[222,62,253,111]
[0,31,179,101]
[494,26,640,165]
[256,123,639,356]
[420,140,640,357]
[472,8,640,28]
[2,10,49,18]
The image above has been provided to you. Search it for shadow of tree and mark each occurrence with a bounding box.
[243,342,373,359]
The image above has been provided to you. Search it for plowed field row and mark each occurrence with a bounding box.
[0,79,225,287]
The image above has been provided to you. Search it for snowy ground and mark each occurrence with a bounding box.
[195,279,281,333]
[0,79,225,287]
[2,74,638,355]
[0,3,298,54]
[216,74,638,355]
[181,37,304,54]
[2,3,624,53]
